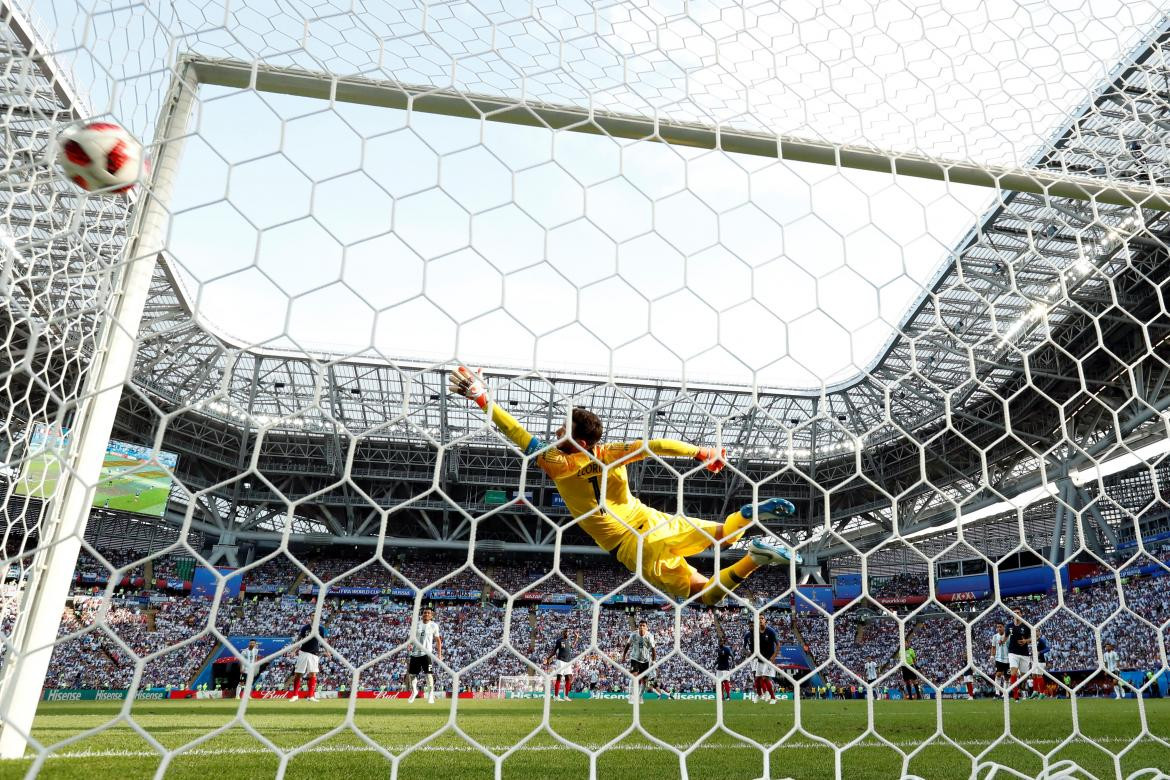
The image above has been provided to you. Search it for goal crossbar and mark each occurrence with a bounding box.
[187,55,1170,212]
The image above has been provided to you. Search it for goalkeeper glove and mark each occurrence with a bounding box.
[449,365,488,409]
[694,446,727,473]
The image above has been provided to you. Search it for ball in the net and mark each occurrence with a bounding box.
[58,121,145,193]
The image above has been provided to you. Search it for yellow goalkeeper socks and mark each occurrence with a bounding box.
[701,556,759,606]
[720,510,752,546]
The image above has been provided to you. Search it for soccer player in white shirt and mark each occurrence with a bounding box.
[991,621,1010,694]
[406,607,443,704]
[238,639,260,699]
[623,620,666,703]
[1103,642,1122,699]
[864,657,879,700]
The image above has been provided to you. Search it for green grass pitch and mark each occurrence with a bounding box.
[3,698,1168,779]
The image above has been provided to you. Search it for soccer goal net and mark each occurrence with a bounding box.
[2,0,1170,778]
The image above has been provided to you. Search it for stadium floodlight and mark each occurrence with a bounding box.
[2,0,1170,777]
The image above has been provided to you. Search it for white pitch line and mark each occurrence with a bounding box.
[12,735,1155,761]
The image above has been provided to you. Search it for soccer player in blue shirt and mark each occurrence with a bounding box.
[290,623,326,702]
[545,629,577,701]
[743,614,780,703]
[1007,613,1032,701]
[715,641,734,700]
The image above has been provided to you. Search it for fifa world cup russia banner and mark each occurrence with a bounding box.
[1072,562,1169,588]
[600,594,668,606]
[540,593,577,604]
[426,588,482,601]
[873,595,926,606]
[298,585,386,597]
[511,591,577,604]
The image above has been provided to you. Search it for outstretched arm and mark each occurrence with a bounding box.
[602,439,726,472]
[449,366,543,455]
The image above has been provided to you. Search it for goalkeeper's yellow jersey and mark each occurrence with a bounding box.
[485,404,699,553]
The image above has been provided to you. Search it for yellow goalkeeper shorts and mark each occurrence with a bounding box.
[612,512,721,599]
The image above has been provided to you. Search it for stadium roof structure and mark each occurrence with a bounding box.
[4,6,1170,569]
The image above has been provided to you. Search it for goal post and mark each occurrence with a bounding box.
[0,55,198,758]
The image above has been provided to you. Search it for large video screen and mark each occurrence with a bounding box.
[13,424,178,518]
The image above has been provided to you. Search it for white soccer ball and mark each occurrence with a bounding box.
[57,122,145,193]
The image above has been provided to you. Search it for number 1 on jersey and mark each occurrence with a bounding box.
[588,475,607,513]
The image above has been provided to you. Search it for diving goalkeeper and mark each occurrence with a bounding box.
[449,367,801,604]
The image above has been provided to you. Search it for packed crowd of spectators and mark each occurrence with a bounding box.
[74,548,144,580]
[299,556,404,588]
[33,595,216,689]
[240,555,301,590]
[249,601,535,691]
[964,585,1163,675]
[490,559,572,596]
[2,544,1167,696]
[774,575,1169,691]
[795,609,901,687]
[40,544,799,607]
[233,600,806,694]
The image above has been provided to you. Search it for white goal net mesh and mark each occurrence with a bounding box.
[2,0,1170,778]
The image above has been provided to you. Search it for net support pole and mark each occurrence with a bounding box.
[0,60,196,759]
